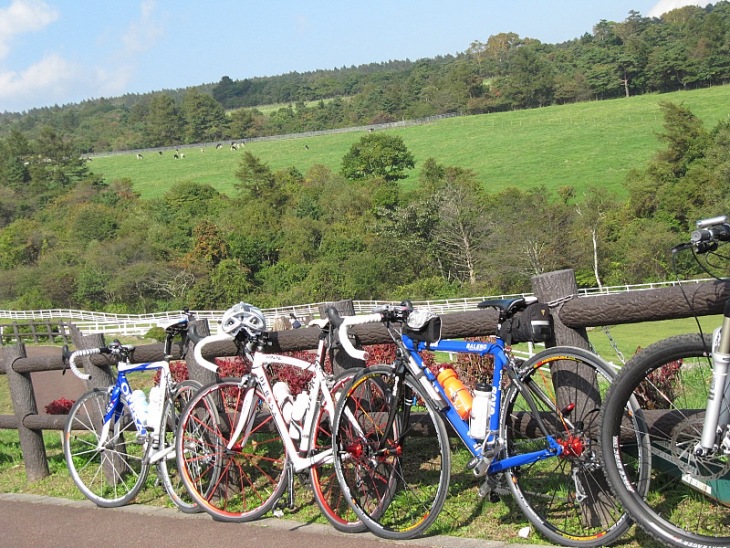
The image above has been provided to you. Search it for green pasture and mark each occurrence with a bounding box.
[89,85,730,200]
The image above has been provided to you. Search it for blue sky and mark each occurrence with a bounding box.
[0,0,713,113]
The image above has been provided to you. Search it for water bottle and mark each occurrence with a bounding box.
[469,382,492,439]
[273,382,294,424]
[289,391,309,440]
[130,389,148,424]
[437,368,473,420]
[146,385,164,431]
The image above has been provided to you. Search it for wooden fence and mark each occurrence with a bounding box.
[0,321,71,346]
[1,269,728,482]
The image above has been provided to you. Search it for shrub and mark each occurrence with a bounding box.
[45,397,74,414]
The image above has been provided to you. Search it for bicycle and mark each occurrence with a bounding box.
[63,311,202,511]
[175,302,368,531]
[599,214,730,547]
[330,299,634,545]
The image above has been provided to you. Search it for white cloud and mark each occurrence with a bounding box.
[0,53,79,108]
[0,0,59,59]
[121,0,163,55]
[647,1,712,18]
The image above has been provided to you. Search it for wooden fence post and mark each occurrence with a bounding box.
[1,343,49,481]
[186,319,216,386]
[531,269,608,528]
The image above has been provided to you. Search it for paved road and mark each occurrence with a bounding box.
[0,493,551,548]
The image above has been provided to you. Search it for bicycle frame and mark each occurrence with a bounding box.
[100,359,174,465]
[698,311,730,455]
[230,341,338,474]
[399,334,564,473]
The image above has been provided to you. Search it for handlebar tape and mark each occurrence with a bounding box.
[193,332,234,372]
[68,347,111,381]
[337,313,383,362]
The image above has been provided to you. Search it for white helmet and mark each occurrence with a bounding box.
[218,302,267,337]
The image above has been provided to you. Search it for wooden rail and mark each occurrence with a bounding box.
[1,269,727,483]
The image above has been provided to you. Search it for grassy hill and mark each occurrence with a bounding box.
[89,85,730,200]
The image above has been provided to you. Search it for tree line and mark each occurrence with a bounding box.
[0,100,728,313]
[1,3,729,154]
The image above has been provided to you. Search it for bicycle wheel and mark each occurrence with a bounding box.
[501,346,635,547]
[600,333,730,548]
[176,378,289,522]
[157,379,203,513]
[309,369,366,532]
[64,388,150,507]
[332,365,451,540]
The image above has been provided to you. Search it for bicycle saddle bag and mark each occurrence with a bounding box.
[404,309,442,343]
[499,302,552,345]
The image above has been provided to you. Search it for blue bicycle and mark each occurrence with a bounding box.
[330,299,633,545]
[62,312,201,510]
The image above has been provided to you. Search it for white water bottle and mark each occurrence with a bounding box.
[131,389,148,424]
[273,382,294,424]
[289,391,309,440]
[469,382,491,440]
[146,385,164,431]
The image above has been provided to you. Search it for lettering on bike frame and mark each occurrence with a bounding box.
[107,360,170,437]
[249,353,333,471]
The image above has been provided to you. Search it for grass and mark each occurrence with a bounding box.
[88,85,730,200]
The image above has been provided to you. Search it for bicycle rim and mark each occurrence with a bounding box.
[333,365,451,540]
[309,369,366,532]
[157,379,203,513]
[176,378,289,522]
[64,389,150,507]
[600,334,730,547]
[502,346,633,546]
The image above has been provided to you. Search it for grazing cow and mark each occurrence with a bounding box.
[216,143,223,149]
[136,153,143,159]
[173,154,179,159]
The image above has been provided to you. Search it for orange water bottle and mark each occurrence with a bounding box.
[437,368,473,420]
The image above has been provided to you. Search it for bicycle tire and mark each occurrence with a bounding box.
[63,388,150,507]
[600,333,730,547]
[501,346,636,547]
[309,369,367,532]
[176,377,289,522]
[332,364,451,540]
[157,379,203,513]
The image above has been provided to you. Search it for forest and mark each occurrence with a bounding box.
[0,97,728,313]
[0,4,729,313]
[0,3,729,153]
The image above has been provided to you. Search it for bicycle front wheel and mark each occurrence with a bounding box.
[309,369,366,532]
[63,388,150,507]
[157,379,203,513]
[501,346,634,547]
[332,365,451,540]
[176,378,289,522]
[600,334,730,548]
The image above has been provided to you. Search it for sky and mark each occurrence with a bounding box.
[0,0,715,113]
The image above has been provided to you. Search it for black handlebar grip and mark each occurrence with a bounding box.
[325,306,344,328]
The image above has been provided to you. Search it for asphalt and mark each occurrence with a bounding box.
[0,493,553,548]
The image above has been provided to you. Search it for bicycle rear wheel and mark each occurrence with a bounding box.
[176,378,289,522]
[309,369,366,532]
[501,346,635,547]
[63,388,150,507]
[600,334,730,548]
[157,379,203,513]
[332,365,451,540]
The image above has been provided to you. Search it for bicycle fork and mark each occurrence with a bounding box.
[697,319,730,457]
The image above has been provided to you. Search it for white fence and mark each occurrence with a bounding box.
[0,279,711,338]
